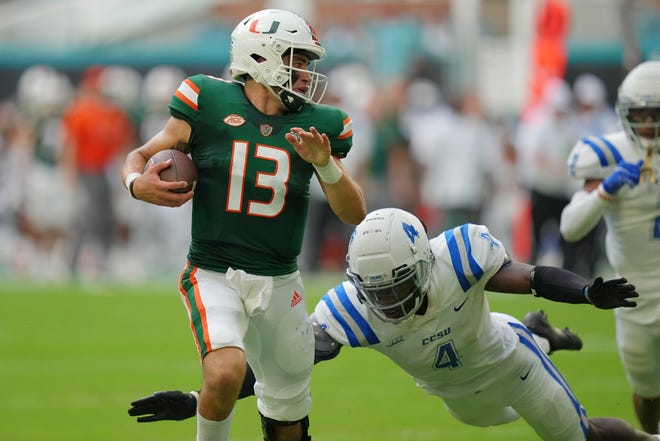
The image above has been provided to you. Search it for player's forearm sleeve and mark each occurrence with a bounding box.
[560,189,608,242]
[531,265,590,304]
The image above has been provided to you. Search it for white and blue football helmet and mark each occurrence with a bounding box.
[346,208,434,324]
[616,61,660,153]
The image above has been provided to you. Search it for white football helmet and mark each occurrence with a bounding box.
[346,208,434,324]
[616,61,660,152]
[229,9,328,112]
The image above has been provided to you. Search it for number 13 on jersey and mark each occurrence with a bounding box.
[227,141,291,217]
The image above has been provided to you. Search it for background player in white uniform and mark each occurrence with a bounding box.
[130,208,659,441]
[560,61,660,434]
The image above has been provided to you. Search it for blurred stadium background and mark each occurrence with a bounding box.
[0,0,658,282]
[0,0,659,440]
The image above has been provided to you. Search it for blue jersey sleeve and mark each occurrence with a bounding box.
[313,281,380,348]
[438,223,508,293]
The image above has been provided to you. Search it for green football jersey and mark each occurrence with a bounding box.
[169,75,354,276]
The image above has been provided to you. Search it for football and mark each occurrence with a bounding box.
[144,149,197,193]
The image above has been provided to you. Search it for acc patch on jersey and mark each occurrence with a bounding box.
[223,114,246,127]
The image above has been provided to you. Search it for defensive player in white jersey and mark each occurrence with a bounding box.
[129,208,660,440]
[560,61,660,434]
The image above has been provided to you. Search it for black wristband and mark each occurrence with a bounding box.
[530,266,590,304]
[128,178,138,199]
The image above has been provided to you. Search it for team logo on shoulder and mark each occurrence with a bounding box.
[260,124,273,136]
[223,114,246,127]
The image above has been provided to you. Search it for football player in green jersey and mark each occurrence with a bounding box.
[120,9,366,441]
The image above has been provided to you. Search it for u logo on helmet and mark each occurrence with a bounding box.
[249,19,280,34]
[306,22,321,45]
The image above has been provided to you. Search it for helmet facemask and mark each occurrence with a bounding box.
[618,103,660,184]
[617,103,660,152]
[348,258,432,324]
[274,47,328,112]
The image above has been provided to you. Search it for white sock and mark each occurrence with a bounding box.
[196,410,234,441]
[532,335,551,354]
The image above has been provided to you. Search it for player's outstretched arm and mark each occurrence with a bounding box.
[485,261,638,309]
[128,390,199,422]
[128,318,343,422]
[128,367,259,423]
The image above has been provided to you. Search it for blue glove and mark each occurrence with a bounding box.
[601,160,643,195]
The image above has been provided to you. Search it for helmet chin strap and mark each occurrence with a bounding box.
[278,70,305,112]
[640,143,658,184]
[279,89,305,112]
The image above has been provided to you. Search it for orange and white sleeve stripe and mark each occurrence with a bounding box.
[337,116,353,140]
[174,78,200,111]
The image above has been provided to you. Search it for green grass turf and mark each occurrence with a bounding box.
[0,273,637,441]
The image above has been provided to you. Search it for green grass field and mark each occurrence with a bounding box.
[0,272,637,441]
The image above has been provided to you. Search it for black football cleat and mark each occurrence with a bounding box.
[523,310,583,354]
